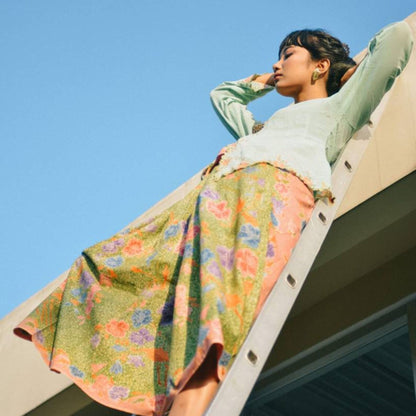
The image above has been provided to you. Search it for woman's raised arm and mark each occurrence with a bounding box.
[326,20,413,164]
[333,21,413,131]
[210,73,274,140]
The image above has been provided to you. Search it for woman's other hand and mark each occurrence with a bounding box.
[258,73,275,86]
[340,65,358,87]
[244,73,275,86]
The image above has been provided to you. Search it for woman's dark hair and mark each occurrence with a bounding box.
[279,29,356,96]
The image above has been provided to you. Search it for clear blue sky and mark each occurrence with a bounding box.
[1,0,414,318]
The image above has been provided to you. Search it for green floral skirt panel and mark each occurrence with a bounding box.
[15,163,315,416]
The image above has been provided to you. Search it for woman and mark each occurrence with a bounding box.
[14,20,413,416]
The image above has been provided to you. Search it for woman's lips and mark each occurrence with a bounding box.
[274,73,282,81]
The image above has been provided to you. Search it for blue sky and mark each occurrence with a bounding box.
[1,0,415,318]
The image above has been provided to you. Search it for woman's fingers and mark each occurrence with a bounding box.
[340,65,358,87]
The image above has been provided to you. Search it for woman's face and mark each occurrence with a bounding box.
[272,46,317,99]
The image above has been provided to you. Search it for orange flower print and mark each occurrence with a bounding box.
[186,224,200,240]
[91,374,114,399]
[91,363,106,374]
[105,319,129,338]
[206,318,224,342]
[85,284,100,315]
[235,249,258,277]
[122,238,143,256]
[274,182,288,194]
[180,262,192,276]
[175,284,190,318]
[51,351,71,373]
[206,200,231,220]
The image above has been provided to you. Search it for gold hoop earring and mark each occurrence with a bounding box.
[312,68,320,82]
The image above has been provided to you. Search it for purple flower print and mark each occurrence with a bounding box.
[244,166,257,173]
[219,351,232,367]
[237,224,260,249]
[80,270,94,289]
[109,385,129,400]
[146,252,157,265]
[266,243,275,258]
[132,309,152,328]
[201,188,219,200]
[128,355,145,368]
[143,289,154,299]
[90,333,100,348]
[34,331,44,344]
[71,288,81,297]
[71,288,87,304]
[110,360,123,375]
[112,344,126,352]
[130,328,154,345]
[217,246,234,271]
[202,283,215,293]
[102,239,125,253]
[208,261,222,278]
[164,224,179,239]
[198,327,209,345]
[271,211,279,227]
[70,365,85,379]
[147,223,158,232]
[201,248,214,264]
[272,197,284,214]
[105,256,123,268]
[183,243,193,258]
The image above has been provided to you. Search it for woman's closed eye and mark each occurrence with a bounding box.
[281,47,296,59]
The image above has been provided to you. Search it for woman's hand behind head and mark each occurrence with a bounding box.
[340,65,358,88]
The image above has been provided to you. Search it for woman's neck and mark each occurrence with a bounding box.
[294,82,328,104]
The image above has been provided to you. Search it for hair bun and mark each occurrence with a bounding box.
[342,43,350,55]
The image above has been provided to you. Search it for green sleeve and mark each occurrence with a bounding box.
[210,76,274,140]
[327,21,413,164]
[334,21,413,130]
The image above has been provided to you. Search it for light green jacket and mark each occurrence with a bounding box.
[210,21,413,199]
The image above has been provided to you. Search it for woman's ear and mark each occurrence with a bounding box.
[316,58,331,77]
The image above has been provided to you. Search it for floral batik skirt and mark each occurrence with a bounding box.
[14,163,315,416]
